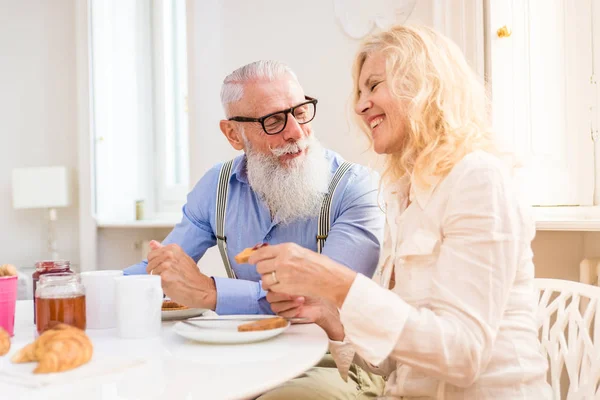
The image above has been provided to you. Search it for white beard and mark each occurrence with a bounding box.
[243,135,330,225]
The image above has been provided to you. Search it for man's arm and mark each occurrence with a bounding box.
[123,211,216,276]
[124,160,273,314]
[214,167,383,315]
[212,278,274,314]
[321,166,384,277]
[124,167,219,276]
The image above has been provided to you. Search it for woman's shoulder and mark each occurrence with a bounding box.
[446,150,513,185]
[442,151,536,237]
[439,150,527,209]
[443,150,532,214]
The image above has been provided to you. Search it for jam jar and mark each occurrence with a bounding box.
[35,273,86,335]
[32,261,73,323]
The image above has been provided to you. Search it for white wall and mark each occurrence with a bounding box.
[183,0,437,276]
[186,0,447,185]
[2,0,592,284]
[0,0,80,270]
[183,0,592,282]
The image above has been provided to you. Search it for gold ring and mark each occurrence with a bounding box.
[271,271,278,285]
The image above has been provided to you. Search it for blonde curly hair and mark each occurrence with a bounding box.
[352,25,497,188]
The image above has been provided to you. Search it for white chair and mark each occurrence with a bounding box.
[535,278,600,399]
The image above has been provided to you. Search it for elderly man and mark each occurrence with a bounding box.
[124,60,384,397]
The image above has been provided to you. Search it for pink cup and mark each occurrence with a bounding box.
[0,276,18,336]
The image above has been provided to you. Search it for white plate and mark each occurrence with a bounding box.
[172,315,290,344]
[161,308,207,321]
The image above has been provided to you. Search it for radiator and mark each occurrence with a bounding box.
[139,240,152,261]
[580,258,600,286]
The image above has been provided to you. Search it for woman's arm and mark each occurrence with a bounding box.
[251,159,526,387]
[329,336,398,380]
[335,163,529,388]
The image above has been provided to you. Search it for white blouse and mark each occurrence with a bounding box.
[330,151,551,399]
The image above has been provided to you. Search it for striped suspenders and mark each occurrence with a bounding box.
[215,160,235,279]
[215,159,353,279]
[317,161,352,253]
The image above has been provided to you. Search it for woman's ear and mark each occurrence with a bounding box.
[220,120,245,151]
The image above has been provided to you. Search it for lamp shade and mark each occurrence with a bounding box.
[12,166,72,209]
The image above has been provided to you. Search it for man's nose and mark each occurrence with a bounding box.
[282,113,305,141]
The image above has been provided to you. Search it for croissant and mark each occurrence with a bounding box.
[0,327,10,356]
[12,324,71,364]
[12,323,93,373]
[11,342,35,362]
[0,264,17,277]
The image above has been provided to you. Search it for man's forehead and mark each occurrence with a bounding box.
[235,78,305,116]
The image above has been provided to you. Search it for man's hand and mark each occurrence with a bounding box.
[267,291,307,318]
[146,240,217,310]
[266,292,345,341]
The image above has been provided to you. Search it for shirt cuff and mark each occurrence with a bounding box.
[213,277,263,315]
[328,336,355,381]
[340,273,410,366]
[123,261,148,275]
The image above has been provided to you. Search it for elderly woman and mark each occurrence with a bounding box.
[251,25,551,399]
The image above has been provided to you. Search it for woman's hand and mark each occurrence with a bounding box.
[266,292,346,341]
[249,243,357,308]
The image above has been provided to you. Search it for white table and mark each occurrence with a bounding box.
[1,301,328,400]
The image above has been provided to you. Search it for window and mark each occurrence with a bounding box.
[153,0,190,213]
[488,0,595,206]
[89,0,189,222]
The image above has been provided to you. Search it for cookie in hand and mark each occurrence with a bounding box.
[234,243,268,264]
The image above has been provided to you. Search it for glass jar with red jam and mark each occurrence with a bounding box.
[32,260,73,323]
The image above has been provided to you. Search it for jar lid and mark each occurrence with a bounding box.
[35,260,71,270]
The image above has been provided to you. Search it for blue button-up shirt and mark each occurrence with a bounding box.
[124,150,384,315]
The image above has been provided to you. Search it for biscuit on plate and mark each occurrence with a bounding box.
[237,317,287,332]
[161,300,188,311]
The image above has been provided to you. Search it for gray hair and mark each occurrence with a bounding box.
[220,60,298,117]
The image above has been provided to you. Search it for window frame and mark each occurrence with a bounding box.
[152,0,190,214]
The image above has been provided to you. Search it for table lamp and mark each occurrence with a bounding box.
[12,166,72,260]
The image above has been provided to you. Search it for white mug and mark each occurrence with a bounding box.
[115,275,163,339]
[80,270,123,329]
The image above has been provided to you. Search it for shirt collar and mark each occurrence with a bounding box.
[383,173,442,209]
[383,175,409,201]
[231,155,250,184]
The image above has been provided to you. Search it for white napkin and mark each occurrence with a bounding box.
[0,351,147,388]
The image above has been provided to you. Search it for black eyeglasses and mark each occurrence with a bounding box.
[228,96,318,135]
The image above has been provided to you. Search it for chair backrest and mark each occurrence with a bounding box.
[535,278,600,399]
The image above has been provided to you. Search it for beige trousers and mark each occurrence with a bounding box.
[257,354,385,400]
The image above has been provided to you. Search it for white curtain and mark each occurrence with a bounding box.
[90,0,154,221]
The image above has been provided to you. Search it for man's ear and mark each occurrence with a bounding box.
[219,120,245,151]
